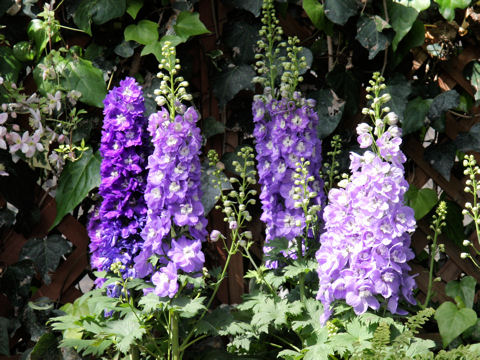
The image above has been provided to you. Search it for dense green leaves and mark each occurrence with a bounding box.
[126,0,143,19]
[434,0,471,21]
[404,185,438,220]
[381,74,411,123]
[29,332,61,360]
[445,276,476,309]
[0,47,22,83]
[74,0,127,35]
[52,149,101,229]
[324,0,359,25]
[213,65,255,106]
[224,21,260,64]
[12,41,35,62]
[396,0,431,12]
[19,235,71,284]
[428,90,460,132]
[124,19,158,45]
[435,302,477,347]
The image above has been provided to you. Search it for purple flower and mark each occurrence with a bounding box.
[152,262,178,298]
[315,103,417,323]
[253,95,325,267]
[168,236,205,273]
[88,77,150,280]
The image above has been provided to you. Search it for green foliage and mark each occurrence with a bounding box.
[19,235,71,284]
[403,97,432,135]
[436,303,477,348]
[124,19,159,45]
[424,142,456,181]
[445,276,476,309]
[455,123,480,153]
[223,0,263,17]
[303,0,327,31]
[0,47,22,83]
[173,11,210,40]
[405,185,438,220]
[356,15,391,60]
[213,65,255,106]
[73,0,127,35]
[389,2,420,51]
[52,148,101,229]
[324,0,360,25]
[428,90,460,133]
[434,0,472,21]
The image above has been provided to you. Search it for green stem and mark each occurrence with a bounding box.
[244,247,277,297]
[297,235,306,303]
[179,237,238,353]
[423,231,438,308]
[170,309,179,360]
[270,334,301,352]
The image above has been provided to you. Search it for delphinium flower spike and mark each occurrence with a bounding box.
[316,72,417,323]
[253,0,324,268]
[88,77,150,288]
[134,41,207,298]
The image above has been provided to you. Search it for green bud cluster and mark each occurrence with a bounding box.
[461,154,480,268]
[253,0,285,94]
[207,147,257,251]
[322,134,342,193]
[292,158,321,236]
[154,41,193,120]
[279,36,307,99]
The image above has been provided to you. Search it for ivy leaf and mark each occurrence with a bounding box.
[402,97,431,135]
[30,332,61,360]
[395,0,431,12]
[455,123,480,152]
[200,161,232,216]
[389,2,419,51]
[61,55,107,108]
[428,90,460,132]
[356,15,390,59]
[404,185,438,220]
[423,141,456,181]
[174,11,210,40]
[223,20,260,64]
[326,66,360,117]
[303,0,326,30]
[51,149,101,229]
[213,65,255,106]
[434,0,471,21]
[114,41,138,58]
[19,235,72,284]
[126,0,143,19]
[124,20,158,45]
[0,47,22,83]
[0,207,15,227]
[381,73,411,123]
[445,276,476,309]
[222,0,263,17]
[324,0,360,25]
[391,19,425,68]
[203,117,225,139]
[311,88,345,139]
[435,302,477,347]
[464,60,480,102]
[74,0,127,35]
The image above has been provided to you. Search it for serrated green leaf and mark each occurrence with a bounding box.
[303,0,326,30]
[124,20,158,45]
[138,292,163,313]
[223,20,260,64]
[435,301,477,347]
[445,276,476,309]
[389,2,419,51]
[213,65,255,106]
[356,15,390,59]
[434,0,471,21]
[73,0,126,35]
[174,11,210,39]
[51,148,101,229]
[404,185,438,220]
[126,0,143,19]
[222,0,263,17]
[19,235,71,284]
[171,296,206,318]
[324,0,359,25]
[403,97,431,135]
[424,141,456,181]
[311,88,345,139]
[107,314,145,354]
